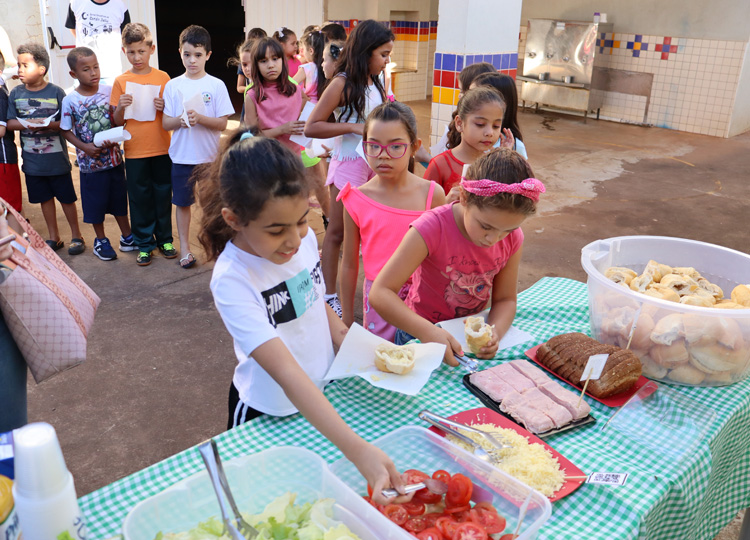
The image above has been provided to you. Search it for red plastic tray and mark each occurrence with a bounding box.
[429,407,586,502]
[525,344,651,408]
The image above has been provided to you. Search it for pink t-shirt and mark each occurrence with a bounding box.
[339,181,438,281]
[287,56,303,80]
[247,80,302,152]
[300,63,319,102]
[406,203,524,323]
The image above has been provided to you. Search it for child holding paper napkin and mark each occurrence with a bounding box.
[61,47,134,261]
[162,25,234,269]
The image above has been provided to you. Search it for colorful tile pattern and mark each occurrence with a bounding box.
[432,52,517,105]
[597,33,680,60]
[391,20,437,41]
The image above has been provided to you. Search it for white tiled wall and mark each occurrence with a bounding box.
[517,25,748,138]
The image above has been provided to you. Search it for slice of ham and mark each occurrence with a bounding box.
[520,387,574,428]
[469,370,515,402]
[500,391,556,433]
[538,382,591,420]
[508,359,553,386]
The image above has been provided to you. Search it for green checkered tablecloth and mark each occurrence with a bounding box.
[80,277,750,540]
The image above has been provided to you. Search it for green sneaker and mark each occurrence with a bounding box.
[159,242,178,259]
[136,251,152,266]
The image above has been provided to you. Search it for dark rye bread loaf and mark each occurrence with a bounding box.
[537,333,641,398]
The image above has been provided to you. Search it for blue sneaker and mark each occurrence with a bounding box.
[93,237,117,261]
[119,234,138,252]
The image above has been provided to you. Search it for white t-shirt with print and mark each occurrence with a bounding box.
[68,0,129,81]
[163,74,235,165]
[210,231,334,417]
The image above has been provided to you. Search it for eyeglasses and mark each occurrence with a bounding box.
[362,141,409,159]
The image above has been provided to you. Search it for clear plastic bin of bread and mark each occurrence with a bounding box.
[581,236,750,387]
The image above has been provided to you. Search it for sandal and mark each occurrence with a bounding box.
[46,239,64,251]
[68,238,86,256]
[179,253,196,269]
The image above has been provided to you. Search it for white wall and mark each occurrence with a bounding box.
[520,0,750,42]
[246,0,324,39]
[0,1,43,57]
[436,0,522,54]
[326,0,432,23]
[729,43,750,137]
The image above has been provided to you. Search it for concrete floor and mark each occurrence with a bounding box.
[20,101,750,539]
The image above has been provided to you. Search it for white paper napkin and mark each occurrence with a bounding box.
[17,112,57,129]
[181,92,207,128]
[124,82,161,122]
[325,323,446,396]
[289,101,316,147]
[436,309,535,354]
[305,137,335,158]
[93,126,131,146]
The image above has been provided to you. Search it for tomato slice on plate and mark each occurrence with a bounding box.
[436,516,460,538]
[383,504,408,526]
[446,474,473,507]
[405,516,428,533]
[476,508,506,534]
[404,469,443,504]
[403,501,426,516]
[452,522,489,540]
[423,512,443,527]
[432,469,452,483]
[417,527,445,540]
[444,505,470,514]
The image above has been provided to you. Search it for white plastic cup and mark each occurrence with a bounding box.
[12,423,88,540]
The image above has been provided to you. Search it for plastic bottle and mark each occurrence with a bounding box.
[12,423,88,540]
[593,12,601,23]
[0,475,21,540]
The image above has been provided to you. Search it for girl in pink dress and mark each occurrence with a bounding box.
[273,27,301,78]
[339,102,446,340]
[370,148,545,364]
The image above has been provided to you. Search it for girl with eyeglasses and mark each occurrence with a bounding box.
[338,102,445,339]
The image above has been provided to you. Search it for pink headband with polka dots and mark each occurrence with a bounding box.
[460,177,546,202]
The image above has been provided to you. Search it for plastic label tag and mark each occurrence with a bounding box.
[586,472,628,486]
[582,354,608,380]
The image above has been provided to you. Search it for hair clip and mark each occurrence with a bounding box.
[330,43,341,60]
[277,27,285,38]
[240,132,254,141]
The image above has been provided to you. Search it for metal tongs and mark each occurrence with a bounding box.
[382,478,448,499]
[454,353,479,373]
[419,410,512,462]
[198,439,259,540]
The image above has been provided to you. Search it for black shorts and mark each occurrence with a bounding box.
[25,172,77,204]
[171,163,196,207]
[80,163,128,224]
[227,380,264,430]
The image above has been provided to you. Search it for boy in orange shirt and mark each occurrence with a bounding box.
[111,23,175,266]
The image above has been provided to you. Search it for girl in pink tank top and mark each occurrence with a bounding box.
[339,102,446,340]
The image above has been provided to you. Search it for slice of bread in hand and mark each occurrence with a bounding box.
[374,344,416,375]
[465,316,494,354]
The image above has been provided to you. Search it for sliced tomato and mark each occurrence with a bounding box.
[452,522,489,540]
[404,516,428,533]
[417,527,444,540]
[403,469,430,483]
[475,508,506,534]
[423,512,443,527]
[432,469,452,483]
[367,484,374,498]
[473,501,498,514]
[444,505,470,514]
[446,474,473,507]
[383,504,408,526]
[403,501,426,516]
[436,517,460,538]
[404,469,443,504]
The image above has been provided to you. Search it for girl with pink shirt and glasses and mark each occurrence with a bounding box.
[370,148,545,365]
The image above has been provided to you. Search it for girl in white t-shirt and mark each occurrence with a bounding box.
[196,132,407,505]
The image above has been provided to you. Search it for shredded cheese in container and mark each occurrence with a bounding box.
[446,423,565,497]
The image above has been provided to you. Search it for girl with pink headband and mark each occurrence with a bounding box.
[370,147,545,364]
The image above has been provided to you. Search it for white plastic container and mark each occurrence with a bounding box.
[12,422,88,540]
[123,446,411,540]
[581,236,750,387]
[331,426,552,540]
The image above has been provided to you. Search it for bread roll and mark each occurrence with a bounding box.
[705,370,733,384]
[605,267,637,286]
[731,285,750,307]
[680,295,714,308]
[644,284,681,303]
[640,355,668,379]
[668,364,705,384]
[374,344,416,375]
[660,274,699,297]
[650,314,684,346]
[713,301,748,310]
[683,314,743,350]
[464,316,494,354]
[672,267,702,280]
[643,260,672,283]
[650,341,689,368]
[697,279,723,302]
[689,343,742,374]
[629,273,653,293]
